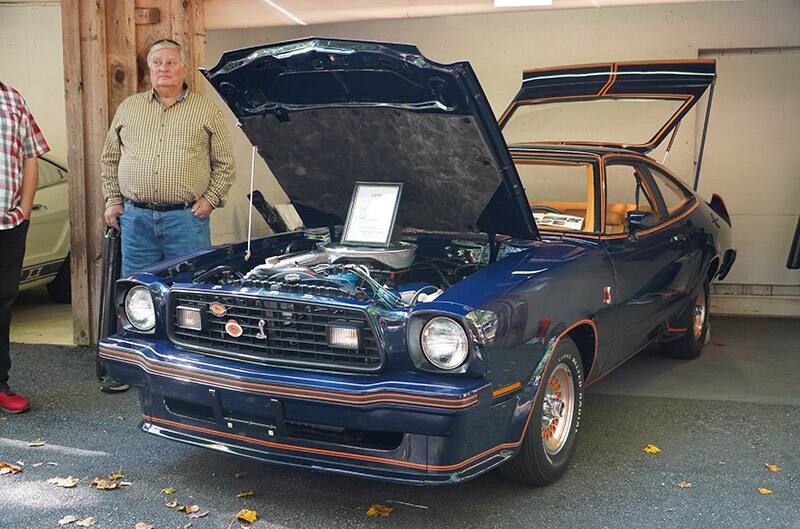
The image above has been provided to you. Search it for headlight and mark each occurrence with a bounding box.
[124,286,156,331]
[421,317,469,370]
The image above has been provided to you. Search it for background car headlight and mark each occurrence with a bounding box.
[124,286,156,331]
[421,317,469,370]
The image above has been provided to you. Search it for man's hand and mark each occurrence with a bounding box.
[104,204,124,230]
[191,196,213,218]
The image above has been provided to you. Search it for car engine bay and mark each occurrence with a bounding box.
[191,235,528,309]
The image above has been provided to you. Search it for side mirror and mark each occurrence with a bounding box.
[626,210,657,235]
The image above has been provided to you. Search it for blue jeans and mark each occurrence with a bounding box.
[119,201,210,277]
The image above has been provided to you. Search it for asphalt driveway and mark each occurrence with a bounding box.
[1,317,798,529]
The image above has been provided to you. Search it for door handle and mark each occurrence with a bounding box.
[670,233,687,244]
[32,203,47,211]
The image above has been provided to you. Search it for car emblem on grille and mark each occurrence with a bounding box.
[225,319,243,338]
[209,303,227,317]
[256,318,268,340]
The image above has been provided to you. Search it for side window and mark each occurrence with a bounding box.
[37,158,66,189]
[604,163,659,234]
[515,160,596,232]
[647,165,693,216]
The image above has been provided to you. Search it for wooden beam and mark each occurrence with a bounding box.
[61,0,206,344]
[134,7,160,25]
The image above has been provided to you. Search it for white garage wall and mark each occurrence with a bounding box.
[205,0,800,316]
[0,3,66,164]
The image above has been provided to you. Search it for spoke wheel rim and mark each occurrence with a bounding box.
[693,287,707,339]
[541,362,575,456]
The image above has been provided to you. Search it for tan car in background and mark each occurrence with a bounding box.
[19,156,71,303]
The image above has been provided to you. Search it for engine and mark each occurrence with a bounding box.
[197,237,509,308]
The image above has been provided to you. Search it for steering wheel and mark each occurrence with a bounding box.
[532,205,565,215]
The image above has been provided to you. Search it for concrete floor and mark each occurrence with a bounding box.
[0,317,798,529]
[11,286,73,346]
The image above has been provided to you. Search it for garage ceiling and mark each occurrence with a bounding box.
[204,0,741,29]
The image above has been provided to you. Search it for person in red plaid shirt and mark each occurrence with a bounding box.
[0,81,49,414]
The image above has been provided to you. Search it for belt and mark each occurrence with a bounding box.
[129,200,195,212]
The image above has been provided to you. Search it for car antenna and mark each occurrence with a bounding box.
[245,145,256,261]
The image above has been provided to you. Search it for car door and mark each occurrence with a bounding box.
[600,158,692,369]
[640,161,702,306]
[21,157,70,286]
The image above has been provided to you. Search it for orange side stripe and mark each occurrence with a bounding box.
[597,63,617,96]
[492,381,523,398]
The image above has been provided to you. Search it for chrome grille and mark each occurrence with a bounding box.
[168,291,382,371]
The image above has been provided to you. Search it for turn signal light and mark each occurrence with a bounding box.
[176,306,202,331]
[328,325,360,350]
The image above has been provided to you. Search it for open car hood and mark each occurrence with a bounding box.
[499,60,716,153]
[202,38,538,240]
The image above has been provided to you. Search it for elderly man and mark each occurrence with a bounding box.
[0,81,49,413]
[100,39,236,392]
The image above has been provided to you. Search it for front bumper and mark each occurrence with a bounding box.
[99,336,528,485]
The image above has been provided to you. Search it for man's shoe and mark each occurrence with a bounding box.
[100,376,130,393]
[0,389,31,413]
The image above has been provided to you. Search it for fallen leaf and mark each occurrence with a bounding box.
[47,476,80,488]
[58,514,79,525]
[108,468,125,480]
[165,500,178,508]
[236,490,256,498]
[643,444,662,454]
[75,518,96,527]
[90,477,119,490]
[178,505,200,514]
[366,504,394,518]
[134,523,154,529]
[237,509,258,523]
[677,481,693,489]
[0,462,23,475]
[187,511,208,519]
[764,463,781,472]
[28,439,47,447]
[162,487,177,495]
[758,487,774,495]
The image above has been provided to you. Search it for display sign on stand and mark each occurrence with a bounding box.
[341,183,403,247]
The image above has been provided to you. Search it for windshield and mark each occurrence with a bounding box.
[515,159,596,232]
[502,98,686,146]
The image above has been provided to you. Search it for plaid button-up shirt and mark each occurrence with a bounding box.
[100,87,236,208]
[0,82,50,229]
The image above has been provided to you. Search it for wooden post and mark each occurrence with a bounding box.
[61,0,206,345]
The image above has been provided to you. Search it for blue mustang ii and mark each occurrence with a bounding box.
[100,38,736,486]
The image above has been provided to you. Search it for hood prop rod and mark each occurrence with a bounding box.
[245,145,256,261]
[693,79,716,191]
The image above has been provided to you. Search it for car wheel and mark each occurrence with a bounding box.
[500,336,584,486]
[661,281,709,359]
[46,254,71,304]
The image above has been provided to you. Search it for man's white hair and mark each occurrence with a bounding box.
[147,39,187,67]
